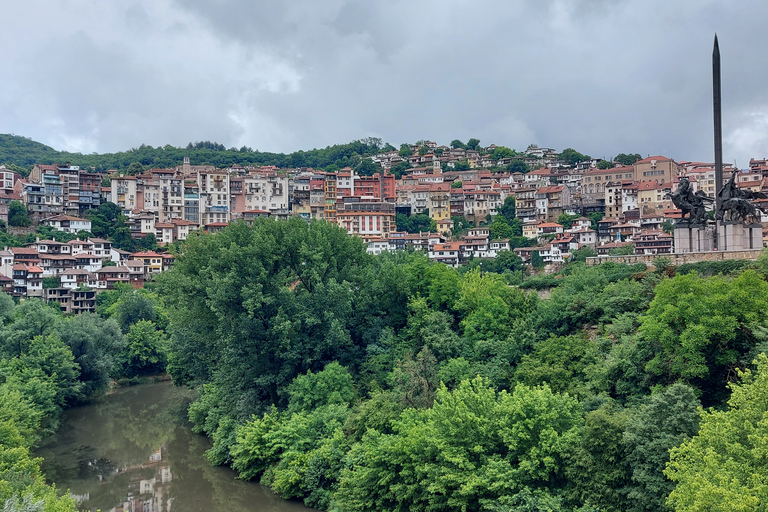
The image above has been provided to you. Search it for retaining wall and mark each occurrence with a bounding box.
[586,249,764,269]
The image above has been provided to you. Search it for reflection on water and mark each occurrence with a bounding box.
[35,381,312,512]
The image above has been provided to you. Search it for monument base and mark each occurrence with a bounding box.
[716,221,762,251]
[673,223,715,254]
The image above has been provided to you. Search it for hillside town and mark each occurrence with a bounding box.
[2,141,768,309]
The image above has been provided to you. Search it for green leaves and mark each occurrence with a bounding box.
[335,378,582,512]
[641,271,768,402]
[666,354,768,511]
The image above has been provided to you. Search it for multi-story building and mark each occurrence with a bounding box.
[336,201,395,239]
[42,172,63,216]
[324,172,337,221]
[183,182,200,224]
[112,176,138,213]
[78,172,102,213]
[154,169,183,222]
[57,165,81,216]
[428,183,451,221]
[198,170,230,225]
[633,156,680,184]
[130,251,164,276]
[22,182,46,219]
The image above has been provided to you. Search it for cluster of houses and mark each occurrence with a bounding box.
[0,238,171,313]
[2,143,768,287]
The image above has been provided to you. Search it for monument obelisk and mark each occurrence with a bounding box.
[713,34,723,215]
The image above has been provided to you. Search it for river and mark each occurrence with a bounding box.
[35,381,313,512]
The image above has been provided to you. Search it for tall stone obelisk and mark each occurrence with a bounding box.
[713,35,723,212]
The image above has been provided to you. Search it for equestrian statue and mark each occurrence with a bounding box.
[716,170,768,223]
[666,176,713,224]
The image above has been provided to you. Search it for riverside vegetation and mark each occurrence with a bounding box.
[0,285,168,511]
[158,218,768,512]
[5,218,768,511]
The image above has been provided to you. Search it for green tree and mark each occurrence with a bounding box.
[356,158,380,176]
[609,245,635,255]
[473,250,524,275]
[55,313,125,399]
[569,246,597,264]
[396,213,435,233]
[110,289,162,333]
[498,196,516,223]
[119,319,167,376]
[640,270,768,403]
[135,233,158,251]
[11,333,83,409]
[566,403,630,512]
[490,146,514,161]
[623,382,701,512]
[287,362,356,413]
[589,211,604,230]
[559,148,591,167]
[597,160,613,169]
[557,213,581,229]
[126,161,145,175]
[531,250,544,269]
[399,144,413,157]
[614,153,642,166]
[466,138,481,151]
[488,217,515,240]
[666,354,768,511]
[451,180,462,189]
[456,269,534,345]
[390,160,411,179]
[158,218,372,424]
[450,139,465,149]
[335,378,582,512]
[8,200,30,227]
[453,160,470,171]
[0,299,60,358]
[514,335,598,398]
[506,160,530,173]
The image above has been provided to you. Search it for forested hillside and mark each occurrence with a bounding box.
[0,134,388,173]
[152,218,768,512]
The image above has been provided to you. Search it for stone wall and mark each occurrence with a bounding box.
[586,249,764,269]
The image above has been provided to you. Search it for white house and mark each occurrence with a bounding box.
[41,215,92,234]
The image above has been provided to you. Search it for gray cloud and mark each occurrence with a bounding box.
[1,0,767,166]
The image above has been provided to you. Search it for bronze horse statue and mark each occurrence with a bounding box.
[666,177,713,224]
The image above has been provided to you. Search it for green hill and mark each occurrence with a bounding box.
[0,134,390,174]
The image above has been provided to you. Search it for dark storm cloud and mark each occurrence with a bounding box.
[1,0,767,165]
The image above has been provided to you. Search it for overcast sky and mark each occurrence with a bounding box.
[2,0,767,167]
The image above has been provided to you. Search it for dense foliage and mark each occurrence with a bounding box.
[0,283,171,509]
[148,219,768,511]
[8,215,768,511]
[0,134,389,172]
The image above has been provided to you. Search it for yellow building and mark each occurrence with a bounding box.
[428,183,451,221]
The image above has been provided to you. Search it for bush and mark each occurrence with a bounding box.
[676,259,753,277]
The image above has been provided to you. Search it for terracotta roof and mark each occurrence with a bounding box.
[131,251,162,257]
[537,185,564,194]
[432,243,460,251]
[636,155,673,164]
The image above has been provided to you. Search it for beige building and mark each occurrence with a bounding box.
[633,156,680,184]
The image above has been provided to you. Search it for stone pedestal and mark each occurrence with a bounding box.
[673,223,715,253]
[715,221,762,251]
